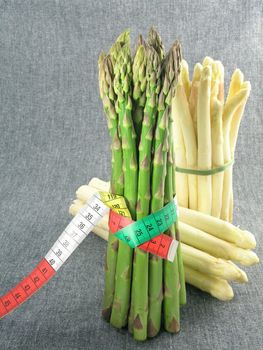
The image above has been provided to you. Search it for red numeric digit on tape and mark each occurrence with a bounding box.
[0,259,55,318]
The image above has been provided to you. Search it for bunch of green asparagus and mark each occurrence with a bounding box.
[97,29,185,340]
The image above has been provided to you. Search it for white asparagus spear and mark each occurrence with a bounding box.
[202,57,219,100]
[228,81,251,221]
[178,222,259,266]
[197,66,212,214]
[180,60,191,100]
[189,63,203,135]
[215,60,224,104]
[203,59,223,221]
[181,243,247,283]
[179,206,256,249]
[173,75,198,210]
[224,69,244,222]
[230,81,251,157]
[221,87,251,221]
[171,99,189,208]
[89,177,110,191]
[184,266,234,301]
[211,98,224,217]
[227,69,244,101]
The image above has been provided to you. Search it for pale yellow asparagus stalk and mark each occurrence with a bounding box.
[91,225,234,301]
[184,266,234,301]
[203,59,223,218]
[211,62,220,100]
[75,185,98,202]
[173,75,198,210]
[226,69,244,222]
[75,180,257,250]
[229,81,251,221]
[189,63,203,134]
[221,87,251,221]
[179,206,256,249]
[171,101,189,208]
[215,60,224,104]
[69,199,85,215]
[181,243,247,283]
[229,82,250,156]
[179,222,259,266]
[197,66,212,214]
[202,56,213,66]
[202,57,218,100]
[211,99,224,217]
[89,177,110,191]
[180,59,191,99]
[227,69,244,101]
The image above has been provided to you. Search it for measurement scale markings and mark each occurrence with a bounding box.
[0,193,178,319]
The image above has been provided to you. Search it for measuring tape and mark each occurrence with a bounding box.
[0,192,178,319]
[108,203,178,260]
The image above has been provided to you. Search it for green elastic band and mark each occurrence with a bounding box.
[175,159,235,176]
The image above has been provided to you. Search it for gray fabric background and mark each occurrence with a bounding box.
[0,0,262,349]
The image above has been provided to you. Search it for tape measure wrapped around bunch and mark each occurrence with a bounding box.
[100,192,179,261]
[0,191,179,320]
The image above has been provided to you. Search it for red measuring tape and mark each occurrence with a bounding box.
[0,259,55,318]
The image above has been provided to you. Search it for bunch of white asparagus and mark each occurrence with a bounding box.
[173,57,251,221]
[69,178,259,301]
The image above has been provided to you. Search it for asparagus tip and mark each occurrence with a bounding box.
[201,65,212,80]
[243,230,256,248]
[202,56,214,67]
[232,68,244,84]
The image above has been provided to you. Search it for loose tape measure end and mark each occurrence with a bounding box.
[167,240,179,262]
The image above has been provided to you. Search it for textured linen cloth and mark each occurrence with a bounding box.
[0,1,262,349]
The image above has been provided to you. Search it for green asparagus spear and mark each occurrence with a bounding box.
[148,41,182,337]
[163,146,180,333]
[98,54,124,320]
[131,45,161,341]
[132,36,147,140]
[109,32,138,328]
[167,42,186,309]
[148,27,165,61]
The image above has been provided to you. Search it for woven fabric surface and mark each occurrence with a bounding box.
[0,1,262,349]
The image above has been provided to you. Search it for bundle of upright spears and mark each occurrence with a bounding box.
[97,29,185,340]
[173,58,251,221]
